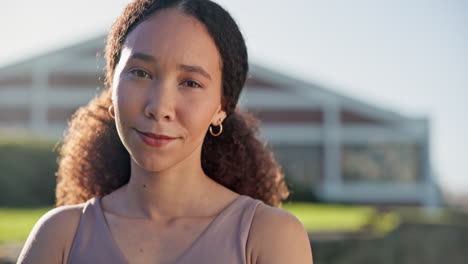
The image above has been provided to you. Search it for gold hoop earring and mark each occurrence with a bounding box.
[209,122,223,136]
[108,105,115,119]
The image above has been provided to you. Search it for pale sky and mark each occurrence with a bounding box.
[1,0,467,195]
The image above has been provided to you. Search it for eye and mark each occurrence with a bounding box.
[129,68,151,79]
[182,80,202,88]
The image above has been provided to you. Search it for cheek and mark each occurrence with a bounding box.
[113,84,142,138]
[177,97,218,137]
[114,81,143,117]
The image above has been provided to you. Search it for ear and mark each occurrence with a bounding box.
[110,89,116,103]
[109,80,117,103]
[211,104,227,125]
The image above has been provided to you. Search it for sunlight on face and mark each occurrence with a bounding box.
[111,8,226,173]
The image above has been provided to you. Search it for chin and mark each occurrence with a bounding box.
[130,151,181,173]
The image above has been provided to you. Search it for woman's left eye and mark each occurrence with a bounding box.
[129,69,151,79]
[182,80,202,88]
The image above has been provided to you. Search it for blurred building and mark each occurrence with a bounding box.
[0,35,440,206]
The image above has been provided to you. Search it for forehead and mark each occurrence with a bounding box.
[121,8,222,70]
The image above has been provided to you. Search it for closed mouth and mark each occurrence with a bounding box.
[136,130,177,139]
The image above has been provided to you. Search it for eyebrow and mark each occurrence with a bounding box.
[128,52,156,63]
[128,52,212,81]
[178,64,212,81]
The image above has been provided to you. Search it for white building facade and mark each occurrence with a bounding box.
[0,36,440,206]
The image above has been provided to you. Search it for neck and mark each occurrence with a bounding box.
[119,145,220,220]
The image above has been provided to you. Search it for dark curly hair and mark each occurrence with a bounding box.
[55,0,290,207]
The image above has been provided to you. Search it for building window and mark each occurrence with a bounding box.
[0,107,30,123]
[271,144,323,185]
[342,143,420,183]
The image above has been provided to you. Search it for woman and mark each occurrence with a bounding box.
[18,0,313,263]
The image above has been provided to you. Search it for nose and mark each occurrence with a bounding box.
[144,80,176,122]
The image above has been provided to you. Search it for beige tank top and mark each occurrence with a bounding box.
[67,195,263,264]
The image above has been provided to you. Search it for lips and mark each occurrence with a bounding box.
[136,129,178,147]
[139,131,176,139]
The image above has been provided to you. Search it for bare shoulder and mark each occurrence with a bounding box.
[17,203,85,264]
[246,202,313,264]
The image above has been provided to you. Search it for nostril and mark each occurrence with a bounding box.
[163,113,174,121]
[143,93,176,121]
[144,108,155,119]
[144,107,174,121]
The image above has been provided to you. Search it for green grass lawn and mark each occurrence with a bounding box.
[0,202,406,244]
[0,207,52,244]
[282,202,400,235]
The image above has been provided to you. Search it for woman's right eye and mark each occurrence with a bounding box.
[129,69,151,79]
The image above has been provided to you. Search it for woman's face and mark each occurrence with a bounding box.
[111,8,226,172]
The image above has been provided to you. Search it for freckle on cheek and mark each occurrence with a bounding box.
[143,184,146,188]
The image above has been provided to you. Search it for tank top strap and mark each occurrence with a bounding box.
[67,196,127,264]
[238,196,264,253]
